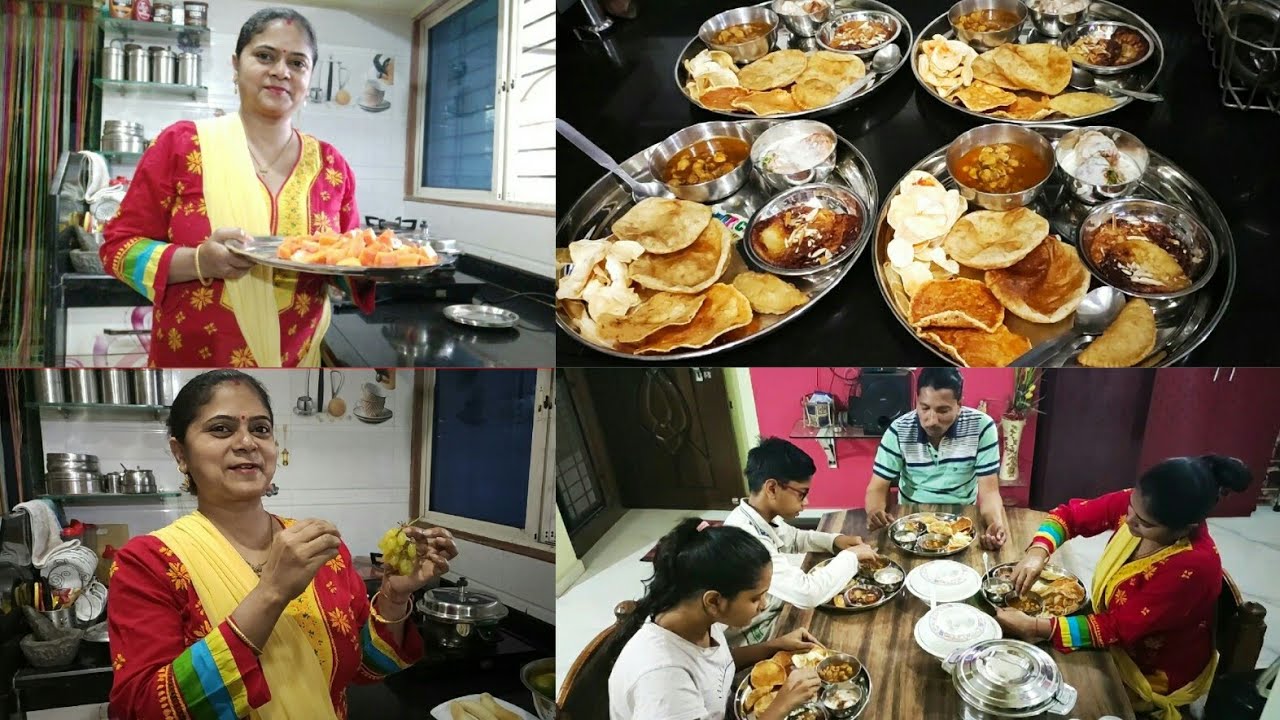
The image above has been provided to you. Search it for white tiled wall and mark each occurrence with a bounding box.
[34,368,552,620]
[100,0,550,277]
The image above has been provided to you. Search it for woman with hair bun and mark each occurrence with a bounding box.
[609,519,823,720]
[997,455,1253,720]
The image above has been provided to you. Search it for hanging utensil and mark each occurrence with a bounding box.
[280,424,290,466]
[327,370,346,417]
[318,369,325,420]
[295,368,315,416]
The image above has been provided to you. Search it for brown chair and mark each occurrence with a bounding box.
[558,600,636,720]
[1216,571,1267,675]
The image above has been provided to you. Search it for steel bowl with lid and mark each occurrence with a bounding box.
[942,639,1078,719]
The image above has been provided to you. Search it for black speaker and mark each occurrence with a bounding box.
[851,370,912,434]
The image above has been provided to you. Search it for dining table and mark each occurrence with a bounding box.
[760,503,1137,719]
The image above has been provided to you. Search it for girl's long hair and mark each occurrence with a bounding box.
[610,519,771,655]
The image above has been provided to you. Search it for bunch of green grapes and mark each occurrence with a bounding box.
[377,525,418,576]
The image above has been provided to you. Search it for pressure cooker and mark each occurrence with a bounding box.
[416,577,508,649]
[942,639,1078,720]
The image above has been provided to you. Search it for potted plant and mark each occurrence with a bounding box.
[1000,369,1042,484]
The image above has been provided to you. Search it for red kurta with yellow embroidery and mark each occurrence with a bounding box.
[108,517,422,720]
[101,120,360,368]
[1030,490,1222,694]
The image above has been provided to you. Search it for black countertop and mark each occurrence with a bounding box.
[556,0,1280,367]
[323,257,555,368]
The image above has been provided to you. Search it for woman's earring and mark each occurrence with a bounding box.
[180,472,192,493]
[263,483,279,498]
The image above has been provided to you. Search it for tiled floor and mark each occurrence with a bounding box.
[556,506,1280,701]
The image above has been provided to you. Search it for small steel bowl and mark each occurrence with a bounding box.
[873,566,905,586]
[698,6,780,65]
[844,583,885,607]
[785,700,831,720]
[817,653,863,685]
[742,182,869,277]
[1025,0,1087,38]
[646,122,754,203]
[820,678,867,719]
[947,0,1029,51]
[1078,198,1219,300]
[1003,590,1045,614]
[981,576,1014,602]
[1054,126,1149,205]
[945,123,1054,211]
[1059,20,1156,75]
[772,0,834,39]
[816,10,902,58]
[917,532,952,553]
[751,120,839,192]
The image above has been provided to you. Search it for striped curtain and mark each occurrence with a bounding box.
[0,0,99,365]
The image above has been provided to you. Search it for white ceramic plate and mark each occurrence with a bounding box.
[913,603,1001,659]
[429,695,536,720]
[905,560,982,604]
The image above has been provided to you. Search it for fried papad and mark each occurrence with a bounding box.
[633,283,753,354]
[596,292,707,344]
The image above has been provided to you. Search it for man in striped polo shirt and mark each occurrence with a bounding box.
[864,368,1008,549]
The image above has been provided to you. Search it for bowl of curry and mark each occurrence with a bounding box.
[945,123,1054,211]
[647,122,754,203]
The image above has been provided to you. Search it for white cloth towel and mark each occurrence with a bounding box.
[15,499,80,568]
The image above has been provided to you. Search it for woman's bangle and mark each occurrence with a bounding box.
[226,616,263,656]
[370,590,413,625]
[194,243,211,286]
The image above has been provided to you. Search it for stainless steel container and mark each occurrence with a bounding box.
[34,369,64,404]
[177,52,200,87]
[697,6,780,65]
[100,369,132,405]
[149,46,175,84]
[947,0,1029,51]
[772,0,834,38]
[942,639,1078,720]
[47,471,101,495]
[520,657,556,720]
[67,369,99,404]
[125,45,150,83]
[418,578,508,649]
[132,369,160,406]
[104,120,143,135]
[157,370,181,406]
[121,467,157,494]
[101,133,147,154]
[102,41,126,81]
[102,471,125,494]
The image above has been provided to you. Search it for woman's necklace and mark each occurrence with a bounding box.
[247,131,295,177]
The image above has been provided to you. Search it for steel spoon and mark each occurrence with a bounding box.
[1010,286,1128,367]
[556,118,671,200]
[1069,66,1163,102]
[835,43,903,100]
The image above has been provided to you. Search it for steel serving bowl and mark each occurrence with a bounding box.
[647,121,755,203]
[1059,20,1156,75]
[947,0,1029,50]
[816,10,902,58]
[742,182,870,277]
[1054,126,1149,205]
[751,120,839,192]
[698,6,780,65]
[1025,0,1087,37]
[817,653,863,686]
[945,123,1055,211]
[772,0,835,38]
[1078,198,1219,300]
[519,657,556,720]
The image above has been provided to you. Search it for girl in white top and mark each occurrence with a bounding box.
[609,519,822,720]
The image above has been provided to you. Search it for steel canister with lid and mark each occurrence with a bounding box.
[177,52,200,87]
[102,40,125,81]
[149,46,175,84]
[125,43,149,83]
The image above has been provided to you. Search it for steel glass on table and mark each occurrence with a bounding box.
[766,504,1137,720]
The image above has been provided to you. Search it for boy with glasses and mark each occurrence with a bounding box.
[723,437,876,645]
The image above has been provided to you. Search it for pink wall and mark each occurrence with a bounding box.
[748,368,1038,509]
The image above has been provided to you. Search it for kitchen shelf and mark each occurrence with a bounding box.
[99,16,211,40]
[39,492,182,503]
[789,419,882,439]
[94,78,208,101]
[29,402,170,420]
[100,150,143,164]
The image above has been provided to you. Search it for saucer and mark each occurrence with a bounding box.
[359,100,391,113]
[355,407,392,424]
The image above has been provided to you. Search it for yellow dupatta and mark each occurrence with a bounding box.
[195,113,331,367]
[152,512,338,720]
[1090,522,1218,720]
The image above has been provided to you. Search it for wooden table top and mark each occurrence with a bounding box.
[768,504,1137,720]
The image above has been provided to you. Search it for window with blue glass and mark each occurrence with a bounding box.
[429,369,536,528]
[420,0,499,191]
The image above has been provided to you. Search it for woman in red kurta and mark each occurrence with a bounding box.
[100,9,370,368]
[108,369,458,719]
[996,455,1253,720]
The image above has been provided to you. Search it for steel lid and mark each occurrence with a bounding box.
[419,585,508,623]
[950,639,1061,713]
[47,453,99,463]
